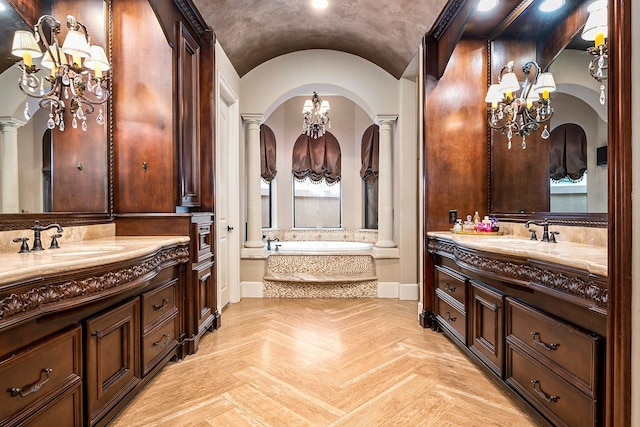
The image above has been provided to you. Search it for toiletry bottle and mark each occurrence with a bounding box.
[473,211,480,224]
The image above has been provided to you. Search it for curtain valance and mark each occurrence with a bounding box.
[291,132,341,184]
[549,123,587,182]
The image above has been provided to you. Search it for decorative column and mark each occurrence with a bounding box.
[374,115,398,251]
[242,114,265,251]
[0,117,26,213]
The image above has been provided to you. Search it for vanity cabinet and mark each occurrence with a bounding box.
[115,212,220,356]
[0,241,189,427]
[425,236,607,427]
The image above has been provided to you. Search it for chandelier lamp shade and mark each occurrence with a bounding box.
[302,92,331,139]
[581,0,608,105]
[485,60,556,150]
[11,14,110,132]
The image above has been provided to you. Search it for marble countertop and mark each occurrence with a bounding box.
[0,236,190,286]
[428,231,607,277]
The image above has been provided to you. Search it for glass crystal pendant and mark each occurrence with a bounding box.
[24,101,31,120]
[541,125,550,139]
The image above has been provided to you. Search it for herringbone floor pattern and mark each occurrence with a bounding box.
[110,299,540,426]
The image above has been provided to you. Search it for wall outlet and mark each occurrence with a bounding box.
[448,210,457,223]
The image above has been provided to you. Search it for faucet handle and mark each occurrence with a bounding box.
[549,231,559,243]
[49,234,62,249]
[13,237,30,253]
[528,229,538,241]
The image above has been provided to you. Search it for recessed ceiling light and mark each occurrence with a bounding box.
[312,0,328,9]
[477,0,499,12]
[538,0,565,13]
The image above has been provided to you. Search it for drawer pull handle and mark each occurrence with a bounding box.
[153,298,170,311]
[153,334,171,348]
[531,332,558,351]
[444,311,457,322]
[444,283,456,293]
[531,380,558,403]
[10,368,52,398]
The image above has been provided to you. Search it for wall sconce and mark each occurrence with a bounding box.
[485,60,555,149]
[302,92,331,139]
[581,0,607,105]
[12,15,110,131]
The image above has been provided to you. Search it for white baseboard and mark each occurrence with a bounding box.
[399,283,419,301]
[241,281,263,298]
[377,282,399,298]
[417,301,424,316]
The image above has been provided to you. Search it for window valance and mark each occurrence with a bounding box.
[260,124,277,182]
[549,123,587,182]
[360,124,379,183]
[291,132,341,184]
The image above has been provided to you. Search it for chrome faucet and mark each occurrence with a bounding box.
[31,220,63,251]
[266,237,280,250]
[525,218,558,243]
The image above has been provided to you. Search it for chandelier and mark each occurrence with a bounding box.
[581,0,608,105]
[485,60,556,149]
[12,14,110,132]
[302,92,330,138]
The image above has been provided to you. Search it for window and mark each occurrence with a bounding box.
[293,177,341,228]
[261,178,272,228]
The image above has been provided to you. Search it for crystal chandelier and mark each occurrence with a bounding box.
[485,60,555,149]
[302,92,330,138]
[12,15,110,132]
[581,0,608,105]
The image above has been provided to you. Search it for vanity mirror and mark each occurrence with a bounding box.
[485,0,608,225]
[0,0,112,229]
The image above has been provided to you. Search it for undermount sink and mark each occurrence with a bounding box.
[49,245,125,257]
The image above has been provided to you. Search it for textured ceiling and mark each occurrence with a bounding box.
[192,0,450,79]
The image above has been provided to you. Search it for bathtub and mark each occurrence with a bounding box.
[270,240,373,254]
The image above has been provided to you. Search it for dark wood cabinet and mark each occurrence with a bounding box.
[85,298,141,426]
[426,236,607,426]
[0,243,189,427]
[468,280,504,377]
[0,326,82,427]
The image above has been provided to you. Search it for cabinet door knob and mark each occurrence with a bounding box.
[227,225,234,231]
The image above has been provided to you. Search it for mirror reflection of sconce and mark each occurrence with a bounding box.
[581,0,608,105]
[485,60,556,149]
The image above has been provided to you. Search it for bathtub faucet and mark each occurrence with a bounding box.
[266,237,280,250]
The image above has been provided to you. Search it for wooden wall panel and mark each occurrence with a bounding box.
[112,0,175,213]
[489,40,549,214]
[424,39,489,232]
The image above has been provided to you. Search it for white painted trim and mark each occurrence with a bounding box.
[372,247,400,259]
[241,281,264,298]
[377,282,399,298]
[399,283,419,301]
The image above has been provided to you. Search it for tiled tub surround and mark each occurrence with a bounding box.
[263,253,377,298]
[262,229,378,244]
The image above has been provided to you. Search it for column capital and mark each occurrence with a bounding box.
[374,115,398,126]
[0,116,26,132]
[241,114,264,125]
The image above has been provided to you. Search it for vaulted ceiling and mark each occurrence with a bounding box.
[192,0,450,79]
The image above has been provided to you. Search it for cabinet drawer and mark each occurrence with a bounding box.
[0,326,82,424]
[507,344,597,427]
[141,278,179,333]
[142,314,179,376]
[194,220,213,263]
[435,293,466,344]
[19,383,82,427]
[435,266,466,306]
[506,298,600,397]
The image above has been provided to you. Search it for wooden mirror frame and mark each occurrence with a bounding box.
[0,0,114,231]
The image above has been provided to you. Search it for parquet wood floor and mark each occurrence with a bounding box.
[110,299,540,426]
